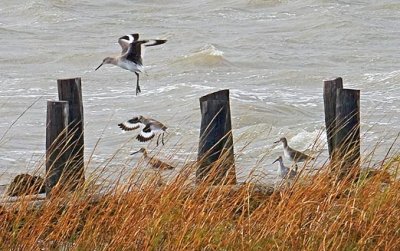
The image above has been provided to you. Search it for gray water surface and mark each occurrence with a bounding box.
[1,0,399,185]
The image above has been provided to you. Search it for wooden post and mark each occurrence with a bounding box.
[323,77,343,158]
[45,101,69,196]
[196,89,236,185]
[57,78,85,188]
[334,88,360,178]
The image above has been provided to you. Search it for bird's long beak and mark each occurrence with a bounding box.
[273,140,281,144]
[130,150,141,155]
[272,157,280,164]
[95,62,103,71]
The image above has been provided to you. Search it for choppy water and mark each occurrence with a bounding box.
[1,0,400,185]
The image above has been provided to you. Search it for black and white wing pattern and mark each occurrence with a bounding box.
[119,116,167,145]
[125,41,146,65]
[118,116,143,131]
[125,39,168,65]
[118,33,139,55]
[136,120,167,143]
[143,39,167,47]
[136,124,156,142]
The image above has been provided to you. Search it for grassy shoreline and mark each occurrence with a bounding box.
[0,152,399,250]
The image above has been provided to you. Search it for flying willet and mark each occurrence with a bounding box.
[95,33,167,95]
[131,148,175,170]
[272,156,297,179]
[118,115,167,146]
[274,137,314,163]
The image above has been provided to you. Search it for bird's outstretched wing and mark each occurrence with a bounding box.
[118,33,139,55]
[136,124,155,142]
[118,117,143,131]
[124,39,167,64]
[125,41,145,65]
[144,39,167,47]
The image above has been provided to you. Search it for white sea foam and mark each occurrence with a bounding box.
[174,44,229,67]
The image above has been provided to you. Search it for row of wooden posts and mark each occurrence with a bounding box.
[45,77,360,195]
[323,77,360,178]
[46,78,85,194]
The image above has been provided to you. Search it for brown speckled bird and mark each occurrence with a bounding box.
[274,137,314,163]
[131,148,175,170]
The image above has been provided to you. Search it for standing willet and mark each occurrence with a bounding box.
[274,137,314,163]
[131,148,175,170]
[272,156,297,179]
[95,33,167,95]
[118,115,167,146]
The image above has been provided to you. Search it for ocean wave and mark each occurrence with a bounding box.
[172,44,231,67]
[364,70,400,83]
[0,27,35,35]
[247,0,285,7]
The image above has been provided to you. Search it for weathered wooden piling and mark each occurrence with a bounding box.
[323,77,343,158]
[45,101,69,195]
[57,77,85,188]
[196,89,236,185]
[334,88,360,177]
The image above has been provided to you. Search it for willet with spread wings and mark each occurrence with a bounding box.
[95,33,167,95]
[118,115,167,146]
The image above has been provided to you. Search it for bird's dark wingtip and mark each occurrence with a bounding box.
[136,134,155,142]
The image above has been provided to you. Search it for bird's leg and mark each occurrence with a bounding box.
[156,134,161,147]
[135,72,141,95]
[161,133,165,145]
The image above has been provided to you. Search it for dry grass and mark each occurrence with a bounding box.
[0,149,399,251]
